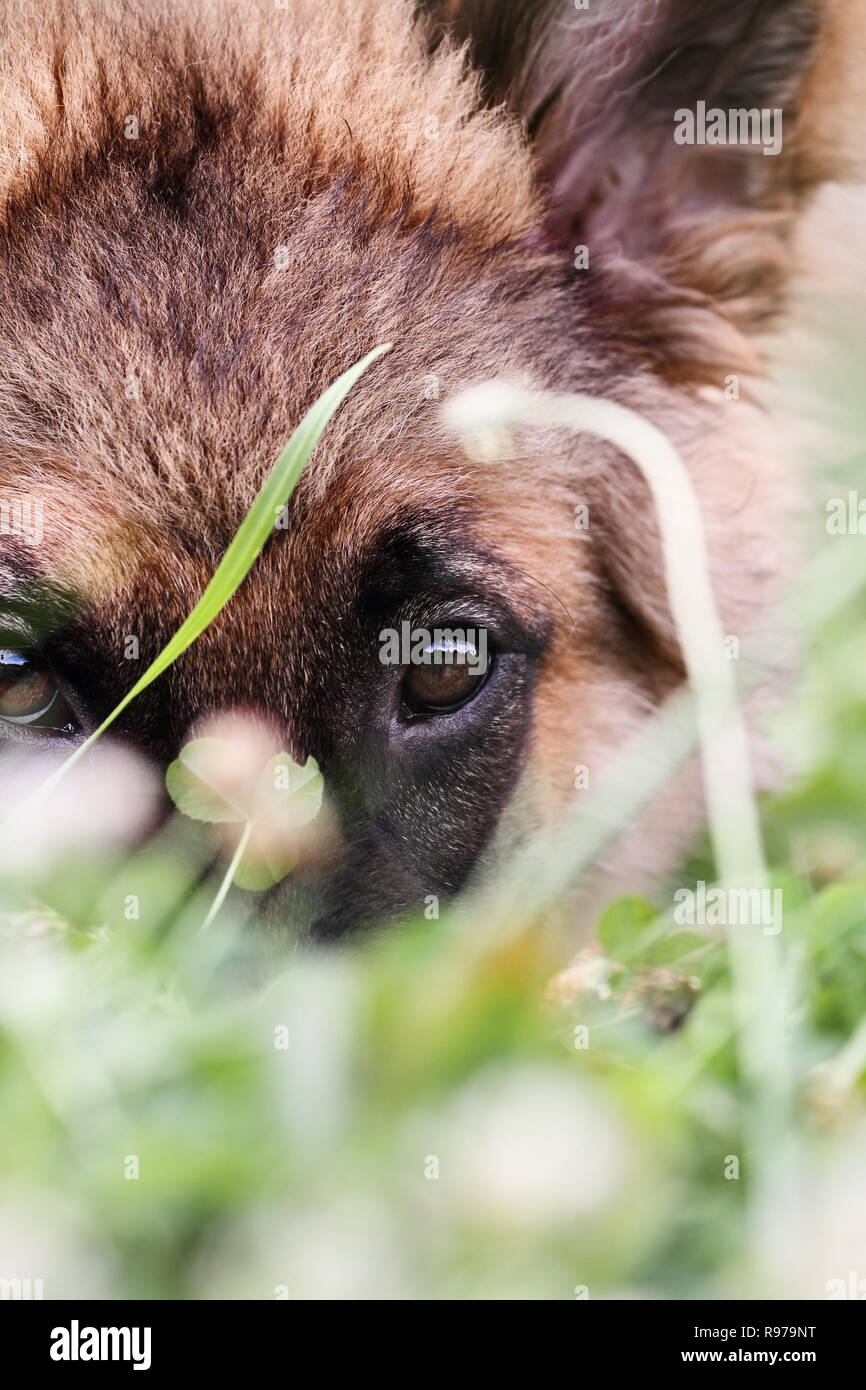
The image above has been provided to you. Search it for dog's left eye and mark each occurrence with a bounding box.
[0,649,76,732]
[403,639,490,715]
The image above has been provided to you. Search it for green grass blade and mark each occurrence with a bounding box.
[40,342,392,793]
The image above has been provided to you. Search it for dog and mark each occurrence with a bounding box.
[0,0,862,939]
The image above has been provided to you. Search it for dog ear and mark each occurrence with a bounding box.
[423,2,864,683]
[420,1,861,379]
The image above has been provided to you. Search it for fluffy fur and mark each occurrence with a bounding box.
[0,0,862,937]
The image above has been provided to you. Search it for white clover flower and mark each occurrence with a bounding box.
[424,1062,629,1228]
[0,742,161,876]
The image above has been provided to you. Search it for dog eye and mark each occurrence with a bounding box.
[0,649,76,732]
[402,639,490,714]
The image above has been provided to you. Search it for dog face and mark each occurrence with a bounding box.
[0,0,857,938]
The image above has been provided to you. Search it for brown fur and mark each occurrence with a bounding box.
[0,0,862,938]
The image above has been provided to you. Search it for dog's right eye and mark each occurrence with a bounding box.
[403,659,487,714]
[402,636,491,715]
[0,649,77,732]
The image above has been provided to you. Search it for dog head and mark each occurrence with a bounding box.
[0,0,858,937]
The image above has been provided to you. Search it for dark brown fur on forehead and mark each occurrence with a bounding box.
[1,0,854,555]
[0,0,535,229]
[0,0,552,538]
